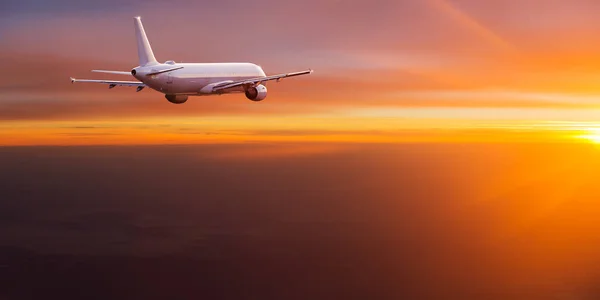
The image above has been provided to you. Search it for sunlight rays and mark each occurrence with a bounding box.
[428,0,517,53]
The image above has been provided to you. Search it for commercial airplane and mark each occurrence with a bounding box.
[70,17,312,104]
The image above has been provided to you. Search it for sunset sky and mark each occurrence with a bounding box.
[2,0,600,145]
[6,2,600,299]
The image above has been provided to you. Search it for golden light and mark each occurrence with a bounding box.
[577,127,600,144]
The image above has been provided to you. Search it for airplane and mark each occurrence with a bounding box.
[70,16,312,104]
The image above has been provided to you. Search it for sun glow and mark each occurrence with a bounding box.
[578,127,600,144]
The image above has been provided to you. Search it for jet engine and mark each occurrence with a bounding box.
[245,84,267,101]
[165,94,188,104]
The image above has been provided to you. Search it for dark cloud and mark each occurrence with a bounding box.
[1,143,600,299]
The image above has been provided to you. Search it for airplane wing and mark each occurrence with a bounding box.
[212,69,313,92]
[70,77,146,91]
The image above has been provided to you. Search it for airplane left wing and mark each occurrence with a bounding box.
[212,69,313,92]
[70,77,146,91]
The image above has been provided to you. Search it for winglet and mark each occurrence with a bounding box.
[134,16,158,66]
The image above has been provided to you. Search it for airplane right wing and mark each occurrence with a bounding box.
[212,69,313,92]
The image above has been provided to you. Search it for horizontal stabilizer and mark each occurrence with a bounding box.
[145,66,184,76]
[92,70,132,75]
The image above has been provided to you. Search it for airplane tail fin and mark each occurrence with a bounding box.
[134,16,158,66]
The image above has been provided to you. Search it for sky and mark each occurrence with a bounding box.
[3,0,600,144]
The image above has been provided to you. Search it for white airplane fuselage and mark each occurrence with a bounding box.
[133,62,265,96]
